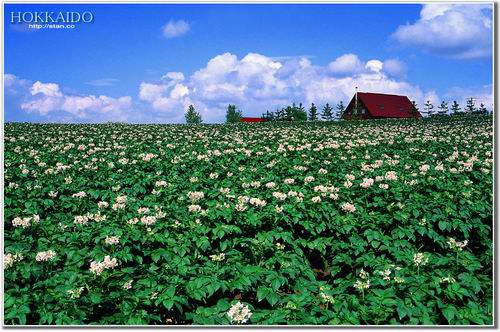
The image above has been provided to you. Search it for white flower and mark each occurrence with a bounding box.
[360,178,374,188]
[385,171,397,181]
[123,280,134,289]
[4,253,24,268]
[138,207,150,214]
[90,255,118,275]
[12,217,31,228]
[227,301,252,324]
[155,180,168,187]
[413,252,429,266]
[341,202,356,213]
[447,238,468,251]
[210,253,225,261]
[98,201,109,209]
[105,236,120,245]
[379,269,391,281]
[249,198,266,207]
[188,204,202,213]
[74,215,89,225]
[187,191,205,202]
[320,292,335,304]
[440,276,456,284]
[36,250,56,262]
[67,287,84,299]
[272,192,287,201]
[311,196,322,203]
[72,191,87,198]
[304,176,315,183]
[354,279,370,290]
[419,164,430,172]
[140,215,157,225]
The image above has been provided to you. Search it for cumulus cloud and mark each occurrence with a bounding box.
[383,59,406,78]
[392,4,492,59]
[328,54,364,75]
[5,75,133,121]
[162,20,190,39]
[138,52,444,122]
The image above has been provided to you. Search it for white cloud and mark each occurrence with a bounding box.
[383,59,406,78]
[139,82,168,103]
[328,54,364,75]
[6,77,133,120]
[161,72,185,82]
[31,81,62,97]
[170,84,189,99]
[365,60,384,73]
[392,4,492,59]
[138,52,442,122]
[162,20,190,39]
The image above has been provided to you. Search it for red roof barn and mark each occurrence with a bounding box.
[342,92,422,120]
[240,117,266,123]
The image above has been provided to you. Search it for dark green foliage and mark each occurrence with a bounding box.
[465,98,476,114]
[335,101,345,119]
[225,105,242,123]
[186,105,202,124]
[451,101,461,114]
[321,103,334,121]
[4,116,493,325]
[308,104,319,121]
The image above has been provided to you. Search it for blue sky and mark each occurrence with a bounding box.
[5,3,493,123]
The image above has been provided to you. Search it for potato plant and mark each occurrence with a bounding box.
[3,116,493,325]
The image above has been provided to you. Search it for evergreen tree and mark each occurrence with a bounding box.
[293,103,307,121]
[411,101,420,117]
[335,101,345,119]
[276,107,285,121]
[478,103,488,115]
[285,105,294,121]
[465,98,476,114]
[437,101,448,116]
[225,104,242,123]
[262,110,275,121]
[423,100,434,117]
[185,104,202,124]
[308,103,318,121]
[450,101,461,114]
[321,103,334,121]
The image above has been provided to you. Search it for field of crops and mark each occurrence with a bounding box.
[3,116,493,325]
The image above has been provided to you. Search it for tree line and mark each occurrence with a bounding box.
[414,98,490,117]
[185,97,490,124]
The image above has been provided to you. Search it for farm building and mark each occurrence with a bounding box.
[342,92,422,120]
[240,117,266,123]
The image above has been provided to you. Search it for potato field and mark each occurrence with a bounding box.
[3,116,493,325]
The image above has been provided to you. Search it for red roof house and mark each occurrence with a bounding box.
[342,92,421,120]
[240,117,266,123]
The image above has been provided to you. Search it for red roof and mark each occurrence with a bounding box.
[347,92,421,118]
[241,117,266,123]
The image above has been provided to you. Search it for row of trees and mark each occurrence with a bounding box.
[185,97,491,124]
[416,98,490,117]
[260,102,346,122]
